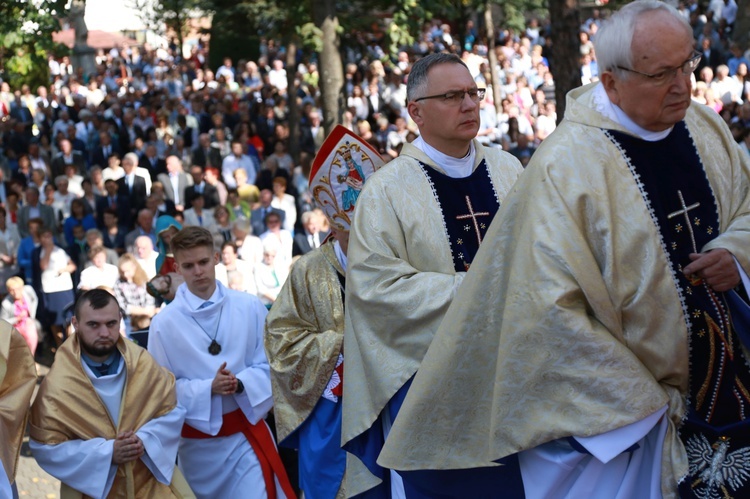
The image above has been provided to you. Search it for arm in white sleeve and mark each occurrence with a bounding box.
[136,404,186,485]
[30,438,117,499]
[234,299,273,424]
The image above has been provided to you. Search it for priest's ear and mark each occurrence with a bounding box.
[600,71,622,106]
[407,100,425,128]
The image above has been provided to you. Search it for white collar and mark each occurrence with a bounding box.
[592,83,672,142]
[412,136,476,178]
[183,281,222,311]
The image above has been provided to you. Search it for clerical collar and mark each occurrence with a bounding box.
[81,349,122,378]
[184,282,222,311]
[334,239,347,272]
[412,136,476,179]
[592,83,672,142]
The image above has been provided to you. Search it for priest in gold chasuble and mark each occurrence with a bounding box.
[265,126,384,499]
[341,53,522,497]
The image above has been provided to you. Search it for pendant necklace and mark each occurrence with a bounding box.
[192,305,224,355]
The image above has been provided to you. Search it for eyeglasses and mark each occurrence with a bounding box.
[616,51,702,85]
[413,88,486,104]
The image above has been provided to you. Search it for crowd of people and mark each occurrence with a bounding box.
[2,0,750,496]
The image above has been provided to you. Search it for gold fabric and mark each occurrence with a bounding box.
[30,334,181,499]
[265,240,346,498]
[0,321,36,484]
[378,84,750,499]
[342,140,523,495]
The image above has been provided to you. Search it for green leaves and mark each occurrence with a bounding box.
[0,0,69,88]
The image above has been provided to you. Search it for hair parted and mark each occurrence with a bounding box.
[407,53,469,103]
[118,253,148,287]
[171,226,215,256]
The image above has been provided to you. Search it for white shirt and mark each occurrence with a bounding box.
[40,246,73,293]
[221,155,257,188]
[78,263,119,290]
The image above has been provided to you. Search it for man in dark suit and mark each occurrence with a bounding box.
[255,107,277,154]
[90,131,120,168]
[299,111,325,155]
[118,108,145,154]
[140,143,167,181]
[292,210,329,256]
[96,179,132,229]
[191,133,223,168]
[696,36,724,76]
[250,189,285,237]
[17,186,56,238]
[50,139,86,178]
[174,115,195,150]
[184,164,220,209]
[117,153,149,218]
[156,155,191,211]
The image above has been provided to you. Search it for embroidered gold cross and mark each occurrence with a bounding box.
[668,190,700,252]
[456,196,490,245]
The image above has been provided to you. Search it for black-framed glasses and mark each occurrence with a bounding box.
[616,51,702,85]
[413,88,486,105]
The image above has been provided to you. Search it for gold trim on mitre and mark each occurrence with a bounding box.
[309,125,385,231]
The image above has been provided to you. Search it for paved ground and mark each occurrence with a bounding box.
[15,353,60,499]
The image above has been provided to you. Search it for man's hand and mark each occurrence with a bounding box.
[211,361,237,395]
[683,249,740,293]
[112,431,144,465]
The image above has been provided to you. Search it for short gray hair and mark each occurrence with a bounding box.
[123,152,139,166]
[407,53,468,102]
[594,0,691,77]
[232,218,251,233]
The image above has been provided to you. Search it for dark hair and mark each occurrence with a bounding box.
[75,288,120,321]
[221,241,237,253]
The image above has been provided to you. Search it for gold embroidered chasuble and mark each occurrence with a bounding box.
[265,240,344,442]
[264,240,346,498]
[0,321,36,487]
[377,83,750,498]
[341,140,523,495]
[30,334,181,498]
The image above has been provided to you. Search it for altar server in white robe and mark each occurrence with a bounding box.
[341,52,523,496]
[29,289,190,499]
[148,226,296,499]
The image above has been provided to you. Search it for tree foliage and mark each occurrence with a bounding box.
[0,0,69,89]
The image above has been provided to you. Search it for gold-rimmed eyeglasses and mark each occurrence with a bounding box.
[616,51,702,85]
[413,88,486,105]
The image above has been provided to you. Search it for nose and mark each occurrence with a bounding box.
[461,92,479,110]
[672,69,692,94]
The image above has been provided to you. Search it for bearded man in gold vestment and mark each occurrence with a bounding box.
[30,289,190,498]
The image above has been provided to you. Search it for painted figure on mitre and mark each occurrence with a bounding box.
[337,147,367,212]
[311,126,383,229]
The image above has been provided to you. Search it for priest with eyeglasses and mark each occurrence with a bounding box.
[377,1,750,498]
[341,52,523,497]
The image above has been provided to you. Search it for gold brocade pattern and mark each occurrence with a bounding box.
[378,84,750,499]
[341,141,522,496]
[30,334,179,499]
[264,240,346,498]
[0,321,36,485]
